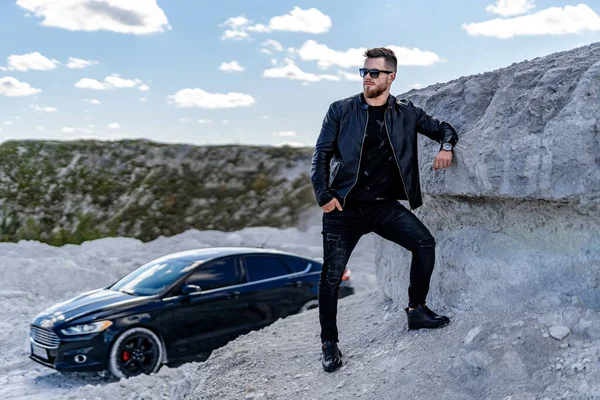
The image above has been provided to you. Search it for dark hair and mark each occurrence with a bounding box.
[363,47,397,72]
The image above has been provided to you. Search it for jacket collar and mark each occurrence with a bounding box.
[356,92,396,110]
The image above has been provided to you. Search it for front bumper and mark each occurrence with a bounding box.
[29,328,110,372]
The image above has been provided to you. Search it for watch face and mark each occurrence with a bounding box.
[443,143,452,150]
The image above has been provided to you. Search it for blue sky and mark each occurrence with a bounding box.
[0,0,599,147]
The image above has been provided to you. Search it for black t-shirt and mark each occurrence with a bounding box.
[344,96,404,207]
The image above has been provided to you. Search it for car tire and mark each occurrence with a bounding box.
[108,327,164,379]
[299,299,319,313]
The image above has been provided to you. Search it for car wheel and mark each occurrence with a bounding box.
[108,327,164,379]
[299,299,319,313]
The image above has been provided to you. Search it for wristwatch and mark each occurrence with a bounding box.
[441,143,453,151]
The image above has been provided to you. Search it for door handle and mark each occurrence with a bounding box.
[227,291,240,299]
[286,281,302,288]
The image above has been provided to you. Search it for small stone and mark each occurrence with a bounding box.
[560,343,569,349]
[555,363,563,371]
[583,358,592,364]
[384,305,389,311]
[369,338,375,343]
[463,326,482,345]
[337,380,346,388]
[543,333,550,338]
[549,326,570,340]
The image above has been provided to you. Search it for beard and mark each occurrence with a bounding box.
[363,83,387,98]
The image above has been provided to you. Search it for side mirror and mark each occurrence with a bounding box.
[181,284,202,294]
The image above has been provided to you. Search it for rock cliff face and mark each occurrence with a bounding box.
[377,42,600,312]
[0,140,314,245]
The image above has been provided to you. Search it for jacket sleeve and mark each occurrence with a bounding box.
[410,100,458,151]
[310,103,339,207]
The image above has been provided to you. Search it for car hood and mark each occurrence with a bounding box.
[32,288,150,329]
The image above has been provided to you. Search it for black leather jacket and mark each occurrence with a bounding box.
[310,92,459,210]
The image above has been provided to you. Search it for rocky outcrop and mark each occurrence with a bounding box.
[377,42,600,312]
[0,140,314,245]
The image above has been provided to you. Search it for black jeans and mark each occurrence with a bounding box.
[319,199,436,343]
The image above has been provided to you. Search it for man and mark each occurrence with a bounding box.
[310,47,459,373]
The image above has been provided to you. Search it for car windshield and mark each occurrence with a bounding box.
[109,256,201,296]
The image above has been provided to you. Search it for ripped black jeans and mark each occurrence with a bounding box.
[319,199,436,343]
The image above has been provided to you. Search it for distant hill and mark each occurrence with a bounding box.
[0,139,315,245]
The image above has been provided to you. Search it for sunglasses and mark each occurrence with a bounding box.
[359,68,394,79]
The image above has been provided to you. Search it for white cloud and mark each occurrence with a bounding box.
[269,7,331,33]
[0,77,41,96]
[297,40,441,69]
[220,7,330,40]
[140,97,147,102]
[272,131,297,137]
[222,120,229,124]
[219,61,245,73]
[66,57,98,69]
[75,74,144,90]
[263,58,340,82]
[197,119,214,124]
[261,115,270,120]
[3,52,59,71]
[87,124,95,128]
[36,126,44,131]
[247,24,270,32]
[4,121,13,125]
[84,98,101,105]
[221,29,249,40]
[463,4,600,38]
[486,0,535,16]
[167,88,256,109]
[223,16,249,28]
[75,78,111,90]
[104,74,136,88]
[337,70,363,82]
[62,127,75,133]
[17,0,171,35]
[412,83,423,89]
[138,84,150,91]
[30,104,58,112]
[108,123,120,129]
[260,39,284,55]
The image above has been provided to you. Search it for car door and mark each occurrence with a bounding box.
[162,256,248,357]
[239,255,306,325]
[278,255,316,302]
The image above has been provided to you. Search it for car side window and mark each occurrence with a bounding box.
[243,256,292,282]
[280,256,311,273]
[184,257,238,291]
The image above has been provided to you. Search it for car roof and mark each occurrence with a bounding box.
[160,246,313,263]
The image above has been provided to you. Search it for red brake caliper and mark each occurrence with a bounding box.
[122,351,130,361]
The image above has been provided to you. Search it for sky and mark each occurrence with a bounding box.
[0,0,599,148]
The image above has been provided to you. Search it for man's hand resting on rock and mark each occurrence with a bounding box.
[433,150,453,171]
[322,197,343,213]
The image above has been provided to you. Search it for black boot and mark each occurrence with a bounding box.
[405,303,450,330]
[321,340,343,372]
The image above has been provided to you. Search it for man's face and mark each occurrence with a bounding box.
[362,57,395,99]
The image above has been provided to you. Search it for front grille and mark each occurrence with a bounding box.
[31,326,60,348]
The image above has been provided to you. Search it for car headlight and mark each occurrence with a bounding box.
[60,321,113,336]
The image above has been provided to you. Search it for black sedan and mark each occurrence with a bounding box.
[29,247,354,378]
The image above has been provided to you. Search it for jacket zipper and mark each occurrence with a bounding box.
[384,108,413,211]
[342,110,368,209]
